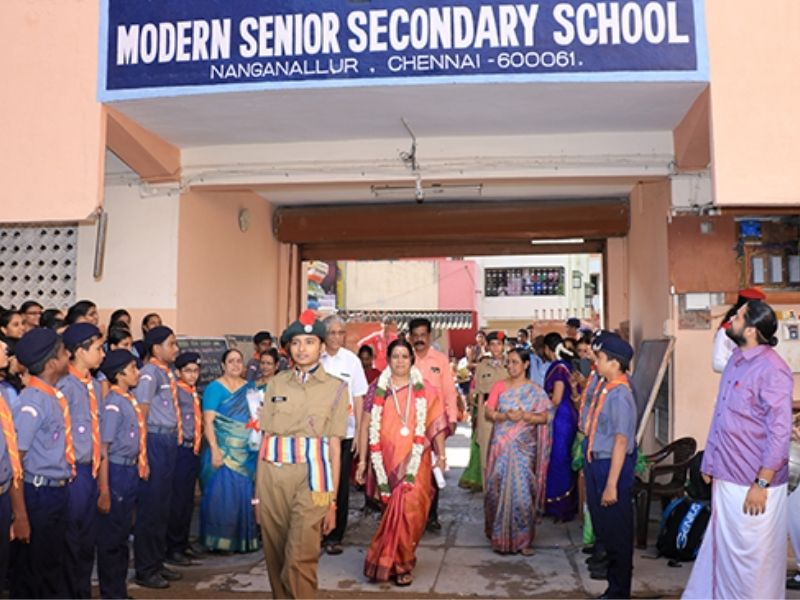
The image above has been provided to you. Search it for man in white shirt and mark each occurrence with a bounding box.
[319,314,368,555]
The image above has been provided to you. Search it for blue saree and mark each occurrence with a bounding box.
[543,360,579,521]
[199,380,260,552]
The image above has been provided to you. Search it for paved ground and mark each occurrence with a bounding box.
[125,425,800,599]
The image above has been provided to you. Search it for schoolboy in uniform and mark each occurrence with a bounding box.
[0,338,23,596]
[473,331,507,482]
[256,310,348,599]
[134,325,182,589]
[582,333,636,599]
[10,328,73,598]
[58,322,105,598]
[247,332,273,381]
[166,351,203,565]
[96,349,147,600]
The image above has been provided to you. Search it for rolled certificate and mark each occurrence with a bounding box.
[432,452,447,489]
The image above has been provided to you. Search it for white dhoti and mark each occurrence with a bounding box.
[683,479,788,600]
[789,486,800,572]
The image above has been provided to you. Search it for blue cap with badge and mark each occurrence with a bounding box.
[62,323,101,351]
[593,333,634,363]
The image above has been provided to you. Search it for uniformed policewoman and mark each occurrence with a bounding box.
[256,310,348,599]
[474,331,508,481]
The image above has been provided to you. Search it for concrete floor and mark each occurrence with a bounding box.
[127,424,800,599]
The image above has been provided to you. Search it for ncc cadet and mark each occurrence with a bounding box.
[582,333,637,600]
[10,328,73,598]
[0,338,22,596]
[58,322,106,598]
[166,351,203,565]
[473,331,507,483]
[96,349,147,600]
[256,310,349,599]
[134,325,182,589]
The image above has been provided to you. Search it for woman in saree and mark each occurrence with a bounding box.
[200,348,260,553]
[484,348,551,555]
[356,339,448,586]
[542,332,579,522]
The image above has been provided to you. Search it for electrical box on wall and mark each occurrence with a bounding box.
[775,310,800,372]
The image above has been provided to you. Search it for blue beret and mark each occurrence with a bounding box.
[281,310,326,342]
[62,323,101,351]
[144,325,174,350]
[100,349,137,379]
[594,333,634,363]
[175,352,201,370]
[16,328,60,369]
[566,318,581,328]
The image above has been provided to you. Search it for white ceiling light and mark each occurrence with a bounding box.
[530,238,585,245]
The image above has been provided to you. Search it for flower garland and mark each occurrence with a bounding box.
[369,366,428,502]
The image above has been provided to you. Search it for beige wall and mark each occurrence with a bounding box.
[707,0,800,205]
[344,261,439,310]
[176,189,282,336]
[1,1,105,221]
[628,182,671,349]
[604,237,629,333]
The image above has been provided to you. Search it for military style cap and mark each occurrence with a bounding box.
[16,328,60,369]
[144,325,174,350]
[486,331,506,342]
[593,333,634,363]
[175,351,201,370]
[100,349,137,380]
[62,323,101,351]
[282,310,326,342]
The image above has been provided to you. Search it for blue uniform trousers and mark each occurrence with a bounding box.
[134,432,177,578]
[65,464,98,598]
[10,483,69,599]
[0,490,11,595]
[97,464,138,599]
[166,444,200,556]
[585,454,635,599]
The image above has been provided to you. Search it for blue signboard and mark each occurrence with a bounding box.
[100,0,706,99]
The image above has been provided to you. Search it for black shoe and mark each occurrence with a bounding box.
[582,545,596,555]
[165,551,193,567]
[787,574,800,590]
[160,566,183,581]
[596,590,610,599]
[185,543,206,559]
[426,519,442,532]
[586,552,608,566]
[134,573,170,589]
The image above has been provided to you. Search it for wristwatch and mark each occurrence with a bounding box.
[755,477,770,489]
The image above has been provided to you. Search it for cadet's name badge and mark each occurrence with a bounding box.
[271,396,288,403]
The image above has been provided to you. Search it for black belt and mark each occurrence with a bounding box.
[148,426,177,435]
[108,455,137,466]
[24,473,70,488]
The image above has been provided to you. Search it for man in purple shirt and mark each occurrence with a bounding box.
[683,300,792,600]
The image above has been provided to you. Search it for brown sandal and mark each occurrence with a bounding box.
[396,573,413,586]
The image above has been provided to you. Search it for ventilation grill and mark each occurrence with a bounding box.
[0,225,78,309]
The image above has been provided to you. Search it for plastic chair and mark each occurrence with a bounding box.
[633,437,698,548]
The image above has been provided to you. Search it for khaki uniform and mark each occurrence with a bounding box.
[473,358,506,480]
[257,367,348,599]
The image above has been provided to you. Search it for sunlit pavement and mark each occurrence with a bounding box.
[125,424,800,599]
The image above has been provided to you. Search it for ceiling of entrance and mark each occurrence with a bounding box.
[111,81,706,148]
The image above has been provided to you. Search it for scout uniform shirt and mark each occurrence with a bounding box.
[586,382,636,459]
[473,357,507,475]
[102,389,143,465]
[135,362,178,430]
[176,384,200,451]
[257,365,348,600]
[13,386,72,481]
[58,371,103,467]
[0,396,14,489]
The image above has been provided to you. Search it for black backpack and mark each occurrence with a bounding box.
[685,451,711,501]
[655,497,710,561]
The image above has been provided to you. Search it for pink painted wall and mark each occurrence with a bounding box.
[1,1,105,221]
[176,189,284,336]
[707,0,800,205]
[437,259,477,311]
